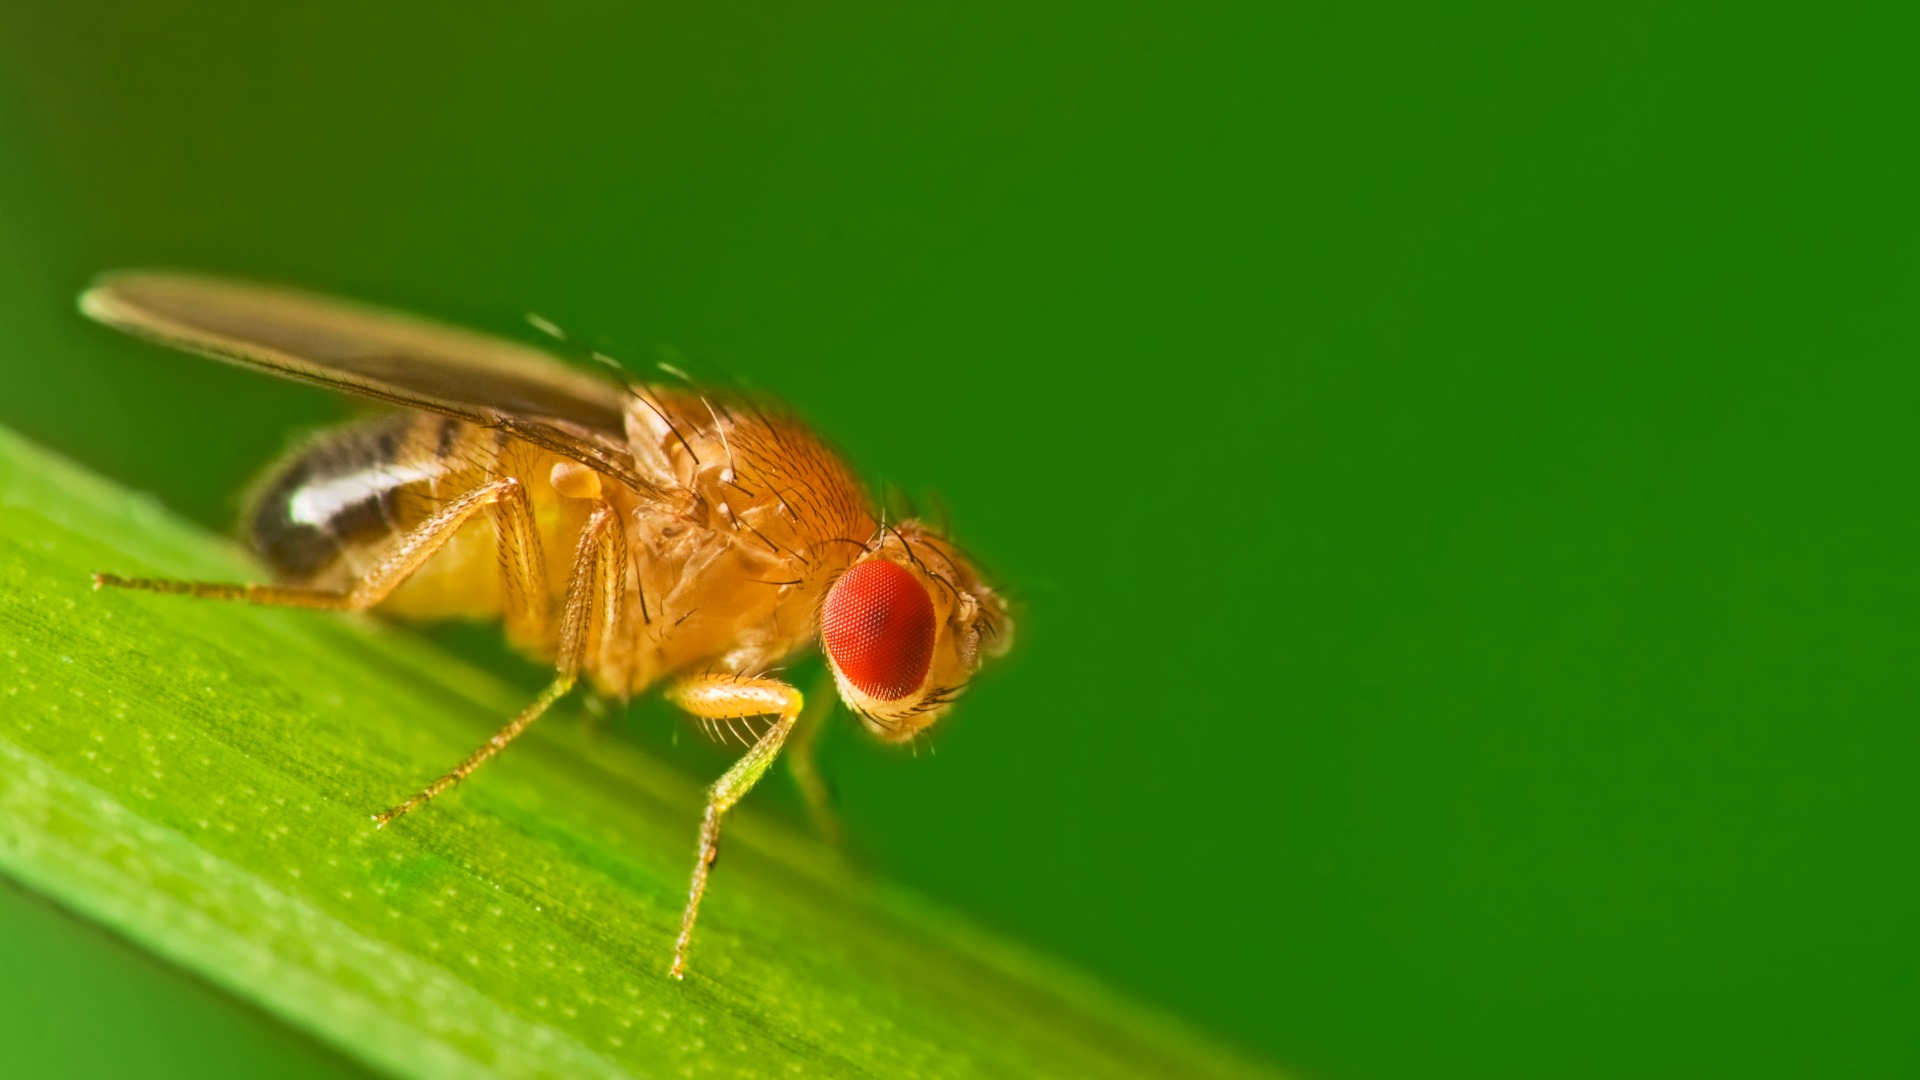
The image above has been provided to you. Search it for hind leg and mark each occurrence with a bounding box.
[94,475,552,645]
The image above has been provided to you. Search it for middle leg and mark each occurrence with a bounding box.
[374,499,628,827]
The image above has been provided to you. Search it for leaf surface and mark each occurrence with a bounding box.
[0,428,1276,1080]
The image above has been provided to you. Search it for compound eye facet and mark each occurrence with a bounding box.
[821,559,936,701]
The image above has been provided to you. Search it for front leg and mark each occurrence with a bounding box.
[665,674,803,979]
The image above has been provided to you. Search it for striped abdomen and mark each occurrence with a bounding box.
[247,412,585,623]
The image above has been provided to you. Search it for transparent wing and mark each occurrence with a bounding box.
[80,270,655,493]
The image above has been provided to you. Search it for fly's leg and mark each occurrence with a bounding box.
[373,500,626,827]
[666,675,804,979]
[93,476,552,646]
[785,669,844,846]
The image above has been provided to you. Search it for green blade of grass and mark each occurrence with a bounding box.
[0,427,1278,1080]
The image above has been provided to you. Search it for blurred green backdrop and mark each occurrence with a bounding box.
[2,3,1917,1079]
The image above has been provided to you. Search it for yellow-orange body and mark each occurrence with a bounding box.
[81,269,1011,977]
[255,394,876,699]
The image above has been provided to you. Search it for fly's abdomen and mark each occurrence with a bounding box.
[251,412,423,579]
[248,412,594,628]
[247,413,509,610]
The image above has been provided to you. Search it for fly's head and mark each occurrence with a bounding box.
[818,521,1012,743]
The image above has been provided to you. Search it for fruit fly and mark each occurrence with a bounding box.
[79,271,1012,978]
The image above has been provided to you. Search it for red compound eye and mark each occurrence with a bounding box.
[821,559,936,701]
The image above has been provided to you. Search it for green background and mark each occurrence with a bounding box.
[0,3,1915,1078]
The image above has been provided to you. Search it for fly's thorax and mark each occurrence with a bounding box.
[622,387,873,561]
[610,385,885,691]
[620,391,1014,734]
